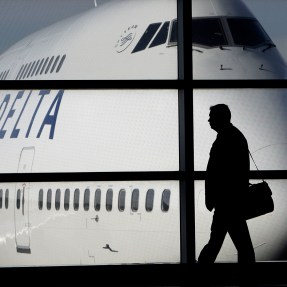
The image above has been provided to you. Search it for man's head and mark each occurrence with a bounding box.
[208,104,231,132]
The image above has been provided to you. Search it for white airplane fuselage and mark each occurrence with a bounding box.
[192,0,287,79]
[0,89,180,267]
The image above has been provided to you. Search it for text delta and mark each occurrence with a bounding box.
[0,90,64,139]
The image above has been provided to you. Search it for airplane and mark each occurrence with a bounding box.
[0,0,178,80]
[192,0,287,79]
[0,88,181,266]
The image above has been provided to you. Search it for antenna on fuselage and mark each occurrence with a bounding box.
[94,0,97,7]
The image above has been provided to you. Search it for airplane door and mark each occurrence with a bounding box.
[14,147,35,254]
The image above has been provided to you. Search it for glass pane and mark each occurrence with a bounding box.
[194,89,287,171]
[0,180,180,266]
[47,189,52,210]
[195,179,287,262]
[161,189,171,212]
[0,90,178,173]
[118,189,126,211]
[64,188,70,211]
[0,1,177,80]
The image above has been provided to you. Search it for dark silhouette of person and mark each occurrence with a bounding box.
[198,104,255,263]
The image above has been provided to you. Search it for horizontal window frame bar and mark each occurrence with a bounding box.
[0,171,185,183]
[194,170,287,180]
[0,80,185,90]
[193,80,287,89]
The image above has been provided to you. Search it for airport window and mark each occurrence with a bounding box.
[56,54,66,73]
[161,189,171,212]
[146,189,154,212]
[106,188,113,211]
[84,188,90,211]
[74,188,80,211]
[94,188,101,211]
[47,189,52,210]
[55,189,61,210]
[132,23,162,53]
[0,189,2,209]
[192,18,227,47]
[64,188,70,211]
[5,189,9,209]
[118,189,126,211]
[227,18,271,47]
[131,188,139,212]
[38,189,44,210]
[149,21,170,48]
[16,189,21,209]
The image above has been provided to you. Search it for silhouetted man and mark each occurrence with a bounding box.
[198,104,255,263]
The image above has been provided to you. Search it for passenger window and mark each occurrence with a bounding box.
[132,23,162,53]
[84,188,90,211]
[192,18,227,47]
[27,61,35,78]
[23,62,31,79]
[40,57,49,75]
[118,189,126,211]
[161,189,171,212]
[38,189,44,210]
[16,65,24,80]
[36,58,44,76]
[31,60,40,77]
[94,188,101,211]
[16,189,21,209]
[45,56,54,74]
[5,189,9,209]
[56,55,66,73]
[55,189,61,210]
[149,21,170,48]
[131,188,139,212]
[51,55,60,73]
[106,188,113,211]
[19,64,28,80]
[64,188,70,211]
[146,189,154,212]
[0,189,2,209]
[47,189,52,210]
[74,188,80,211]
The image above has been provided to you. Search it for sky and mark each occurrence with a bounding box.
[0,0,286,60]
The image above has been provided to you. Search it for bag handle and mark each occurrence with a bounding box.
[249,150,265,182]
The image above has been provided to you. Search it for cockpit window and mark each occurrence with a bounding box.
[169,19,177,46]
[149,21,170,48]
[227,18,271,47]
[132,23,161,53]
[192,18,227,47]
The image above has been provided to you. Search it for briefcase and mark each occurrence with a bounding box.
[244,181,274,220]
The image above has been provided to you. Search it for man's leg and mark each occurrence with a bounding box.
[198,211,227,263]
[228,216,255,263]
